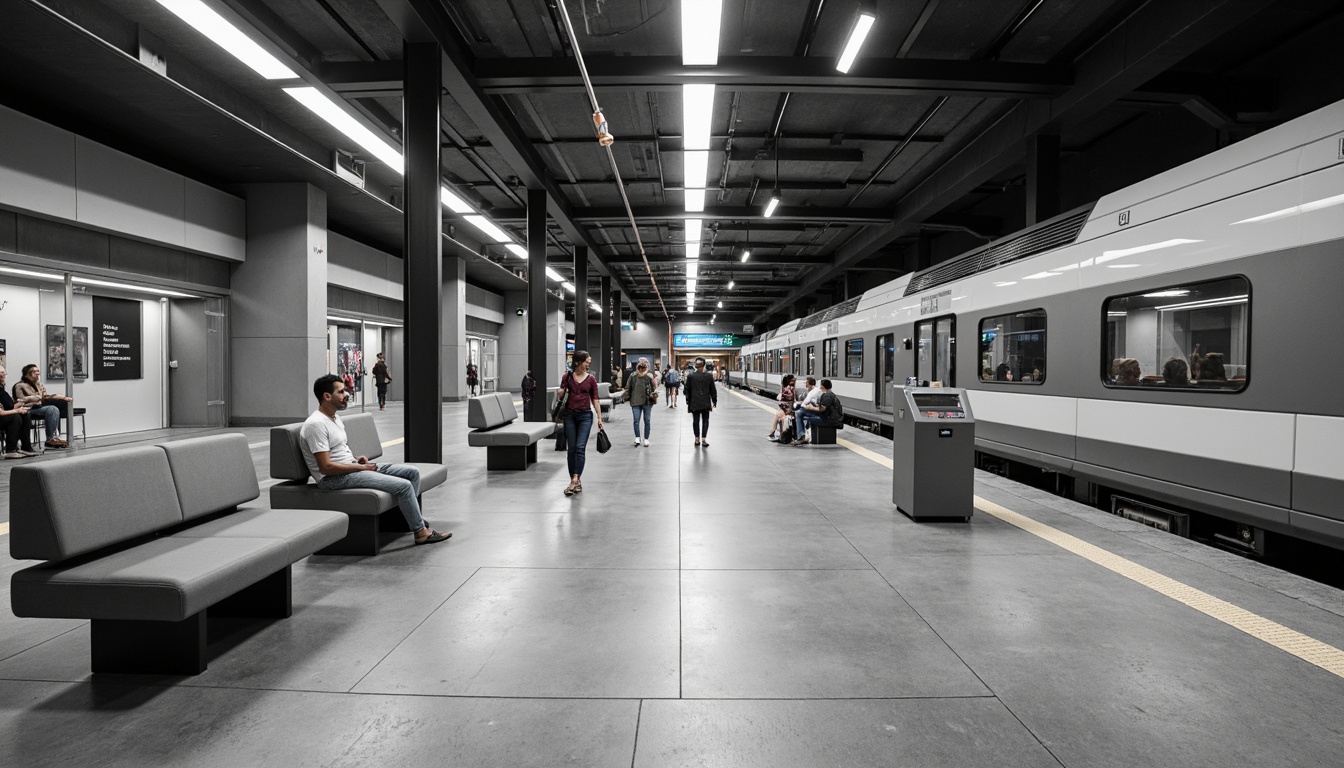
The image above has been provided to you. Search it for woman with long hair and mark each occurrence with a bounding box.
[559,350,604,496]
[768,374,796,441]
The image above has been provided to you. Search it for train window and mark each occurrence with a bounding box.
[915,315,956,387]
[806,346,815,376]
[979,309,1046,384]
[1103,276,1249,392]
[823,339,839,377]
[845,339,864,377]
[792,347,801,375]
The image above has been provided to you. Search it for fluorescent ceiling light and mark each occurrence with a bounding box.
[684,188,706,212]
[1022,271,1059,279]
[1096,238,1202,263]
[74,277,195,297]
[1232,192,1344,225]
[560,281,575,293]
[740,250,750,262]
[727,279,734,289]
[684,151,709,189]
[685,218,702,243]
[326,315,359,323]
[464,215,511,243]
[717,300,723,309]
[0,266,61,281]
[544,266,563,282]
[284,87,403,171]
[836,10,876,74]
[686,262,699,279]
[687,280,698,293]
[681,0,723,66]
[156,0,297,80]
[687,291,697,302]
[506,244,528,258]
[685,243,699,260]
[1142,289,1189,298]
[763,195,780,218]
[440,186,473,214]
[682,84,716,150]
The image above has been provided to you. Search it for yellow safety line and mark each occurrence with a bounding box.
[0,522,8,537]
[731,388,1344,679]
[380,437,405,447]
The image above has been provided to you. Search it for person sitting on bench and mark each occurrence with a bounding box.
[12,364,70,449]
[302,374,452,546]
[0,365,39,458]
[793,379,841,446]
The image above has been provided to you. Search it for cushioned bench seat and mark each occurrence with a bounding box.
[9,434,347,675]
[270,412,447,555]
[468,392,554,470]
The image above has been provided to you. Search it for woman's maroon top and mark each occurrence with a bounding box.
[561,372,600,412]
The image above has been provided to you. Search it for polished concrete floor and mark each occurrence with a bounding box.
[2,391,1344,766]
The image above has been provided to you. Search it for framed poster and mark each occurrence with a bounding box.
[46,325,89,380]
[93,296,143,380]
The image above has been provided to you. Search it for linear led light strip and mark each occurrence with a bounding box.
[0,266,196,297]
[681,0,721,314]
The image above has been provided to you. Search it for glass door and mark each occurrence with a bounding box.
[876,333,894,412]
[481,337,498,393]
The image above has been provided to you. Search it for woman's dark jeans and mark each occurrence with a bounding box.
[564,408,594,477]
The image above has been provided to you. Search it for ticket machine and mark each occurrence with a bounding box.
[892,387,975,521]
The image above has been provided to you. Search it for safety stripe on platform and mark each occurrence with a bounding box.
[0,522,8,537]
[729,388,1344,679]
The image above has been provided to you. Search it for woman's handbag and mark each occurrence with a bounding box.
[648,377,660,403]
[551,374,571,424]
[595,427,612,454]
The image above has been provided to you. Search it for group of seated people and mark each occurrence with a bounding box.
[1110,351,1235,387]
[981,362,1045,383]
[765,374,843,446]
[0,363,74,459]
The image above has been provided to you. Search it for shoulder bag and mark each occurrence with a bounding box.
[595,425,612,454]
[551,373,572,424]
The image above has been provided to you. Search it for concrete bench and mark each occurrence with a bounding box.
[596,381,621,414]
[269,412,447,556]
[8,433,348,675]
[468,392,554,470]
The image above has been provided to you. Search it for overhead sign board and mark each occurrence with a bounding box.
[673,333,744,348]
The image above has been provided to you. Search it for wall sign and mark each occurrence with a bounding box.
[46,325,89,380]
[673,333,744,348]
[93,296,142,380]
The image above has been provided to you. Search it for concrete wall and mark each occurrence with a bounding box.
[327,231,402,300]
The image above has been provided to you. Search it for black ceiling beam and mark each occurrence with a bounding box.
[755,0,1280,322]
[474,56,1071,99]
[571,206,892,225]
[532,133,943,149]
[368,0,646,320]
[315,60,404,95]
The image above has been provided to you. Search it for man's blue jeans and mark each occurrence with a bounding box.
[29,405,61,442]
[797,409,823,439]
[630,403,652,439]
[317,464,425,531]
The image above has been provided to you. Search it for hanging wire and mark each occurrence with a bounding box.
[554,0,671,323]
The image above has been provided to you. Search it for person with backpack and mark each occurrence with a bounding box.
[794,379,843,446]
[663,365,681,408]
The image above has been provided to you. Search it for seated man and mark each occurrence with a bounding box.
[0,365,39,459]
[794,379,840,446]
[12,364,70,449]
[302,374,451,546]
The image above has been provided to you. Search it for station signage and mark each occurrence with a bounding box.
[673,333,744,348]
[93,296,142,380]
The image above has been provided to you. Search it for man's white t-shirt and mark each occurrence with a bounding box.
[300,410,357,483]
[799,386,822,408]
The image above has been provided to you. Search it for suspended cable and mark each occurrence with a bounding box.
[554,0,671,323]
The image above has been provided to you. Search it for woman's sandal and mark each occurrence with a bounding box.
[414,529,452,545]
[574,483,583,495]
[564,483,578,496]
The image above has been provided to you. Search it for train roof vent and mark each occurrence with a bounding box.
[797,296,862,330]
[903,205,1093,296]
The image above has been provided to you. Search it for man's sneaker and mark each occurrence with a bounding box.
[18,449,39,457]
[642,438,650,446]
[3,451,25,459]
[633,438,642,446]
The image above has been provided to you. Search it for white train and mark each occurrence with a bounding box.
[738,97,1344,553]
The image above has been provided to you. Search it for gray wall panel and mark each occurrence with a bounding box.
[75,137,185,247]
[1077,437,1289,508]
[0,105,77,220]
[0,210,16,253]
[16,215,110,269]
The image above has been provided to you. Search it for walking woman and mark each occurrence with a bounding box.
[684,357,717,447]
[372,352,391,410]
[623,358,657,446]
[664,365,681,408]
[559,350,604,496]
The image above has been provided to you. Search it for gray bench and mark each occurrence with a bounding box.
[468,392,554,470]
[269,411,447,556]
[8,433,347,675]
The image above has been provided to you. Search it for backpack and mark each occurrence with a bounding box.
[822,392,845,427]
[666,369,680,385]
[779,422,795,445]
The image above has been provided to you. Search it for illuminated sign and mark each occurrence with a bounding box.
[673,333,744,348]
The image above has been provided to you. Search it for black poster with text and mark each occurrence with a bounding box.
[93,296,142,380]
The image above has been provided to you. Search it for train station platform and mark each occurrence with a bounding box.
[2,390,1344,766]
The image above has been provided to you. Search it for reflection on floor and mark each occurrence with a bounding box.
[2,395,1344,767]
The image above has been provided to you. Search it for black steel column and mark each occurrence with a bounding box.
[403,41,442,463]
[1026,133,1061,225]
[598,276,611,381]
[573,246,589,354]
[526,188,549,421]
[611,291,623,380]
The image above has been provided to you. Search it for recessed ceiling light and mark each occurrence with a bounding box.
[681,0,723,66]
[156,0,297,80]
[284,87,402,172]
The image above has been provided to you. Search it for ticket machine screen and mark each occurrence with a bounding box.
[912,393,966,418]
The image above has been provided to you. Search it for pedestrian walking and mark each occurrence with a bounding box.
[684,357,717,447]
[558,350,604,496]
[622,358,658,446]
[372,352,391,410]
[466,362,479,396]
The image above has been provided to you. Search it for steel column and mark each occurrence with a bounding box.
[402,41,442,463]
[573,246,589,354]
[598,276,611,382]
[526,189,549,421]
[611,290,623,381]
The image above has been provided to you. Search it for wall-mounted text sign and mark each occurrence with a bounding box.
[93,296,142,380]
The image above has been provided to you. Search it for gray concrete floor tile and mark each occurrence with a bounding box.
[870,553,1344,768]
[681,569,988,698]
[634,698,1058,768]
[354,568,680,698]
[828,511,1065,558]
[0,679,639,768]
[681,513,871,569]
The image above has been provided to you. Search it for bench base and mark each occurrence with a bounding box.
[316,507,416,556]
[487,443,538,471]
[90,566,294,675]
[810,425,839,445]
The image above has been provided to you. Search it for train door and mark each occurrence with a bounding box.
[915,316,956,386]
[806,345,815,376]
[876,333,894,412]
[792,347,801,375]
